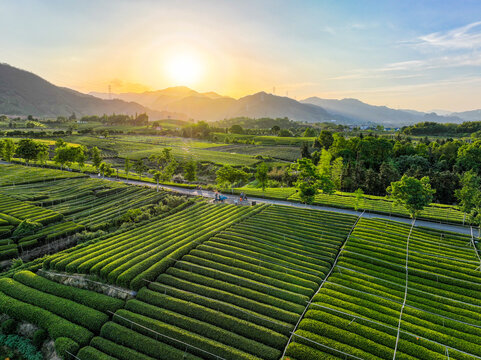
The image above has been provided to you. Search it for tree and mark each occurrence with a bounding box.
[124,158,131,179]
[455,171,481,224]
[160,159,178,182]
[303,127,317,137]
[16,139,39,165]
[55,138,66,148]
[149,148,173,171]
[216,165,248,190]
[331,157,344,190]
[75,146,87,168]
[255,162,269,191]
[36,143,49,166]
[300,142,310,158]
[134,159,147,180]
[151,171,162,191]
[1,139,16,162]
[318,130,334,149]
[292,158,320,204]
[90,147,102,171]
[229,125,244,134]
[354,188,364,211]
[278,129,292,137]
[184,159,197,182]
[53,146,77,169]
[271,125,280,135]
[387,175,435,218]
[99,162,114,178]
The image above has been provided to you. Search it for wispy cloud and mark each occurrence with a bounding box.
[416,21,481,49]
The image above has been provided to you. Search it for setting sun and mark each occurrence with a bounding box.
[165,53,203,86]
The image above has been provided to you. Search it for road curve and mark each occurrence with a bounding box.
[93,174,473,236]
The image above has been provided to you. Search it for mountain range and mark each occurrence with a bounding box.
[1,62,481,126]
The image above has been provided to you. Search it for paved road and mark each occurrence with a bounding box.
[94,174,473,236]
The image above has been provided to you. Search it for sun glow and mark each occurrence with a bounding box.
[165,52,203,86]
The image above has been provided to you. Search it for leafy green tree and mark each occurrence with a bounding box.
[387,175,435,218]
[124,158,131,179]
[134,159,147,180]
[99,162,114,178]
[16,139,39,165]
[184,159,197,182]
[303,127,317,137]
[1,139,16,162]
[75,146,87,168]
[229,125,244,134]
[55,138,66,148]
[354,188,364,211]
[216,165,248,190]
[318,130,334,149]
[90,147,102,171]
[300,142,310,158]
[151,171,162,191]
[36,143,49,166]
[455,170,481,224]
[255,162,269,191]
[292,158,320,204]
[331,157,344,190]
[278,129,292,137]
[53,146,77,169]
[160,159,178,182]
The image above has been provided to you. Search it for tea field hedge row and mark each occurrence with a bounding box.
[285,218,481,360]
[45,203,267,290]
[0,164,86,186]
[0,270,124,358]
[88,206,356,360]
[234,186,465,224]
[0,193,63,225]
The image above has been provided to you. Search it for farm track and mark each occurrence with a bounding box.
[94,174,473,236]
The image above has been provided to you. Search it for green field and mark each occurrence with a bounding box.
[235,186,466,225]
[0,164,480,360]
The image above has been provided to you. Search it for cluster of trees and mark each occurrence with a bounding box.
[0,138,49,165]
[402,121,481,136]
[298,131,481,205]
[77,113,149,125]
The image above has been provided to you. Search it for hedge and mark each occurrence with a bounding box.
[54,337,79,360]
[125,299,281,360]
[0,278,107,332]
[76,346,117,360]
[0,292,92,346]
[100,322,202,360]
[90,336,156,360]
[113,309,263,360]
[13,270,124,313]
[136,287,287,349]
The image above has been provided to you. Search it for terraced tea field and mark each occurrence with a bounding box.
[235,186,466,224]
[285,218,481,360]
[1,164,480,360]
[0,165,186,262]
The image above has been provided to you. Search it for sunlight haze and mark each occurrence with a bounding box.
[2,0,481,111]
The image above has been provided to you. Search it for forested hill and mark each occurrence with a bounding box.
[0,63,172,118]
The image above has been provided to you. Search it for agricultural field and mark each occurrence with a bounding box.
[1,165,480,360]
[62,135,262,166]
[285,218,481,359]
[0,164,86,186]
[235,186,466,224]
[0,164,187,263]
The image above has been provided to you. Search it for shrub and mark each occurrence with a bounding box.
[54,337,79,359]
[1,318,17,334]
[13,271,124,313]
[32,328,48,349]
[0,292,93,346]
[77,346,117,360]
[0,278,108,332]
[12,219,42,238]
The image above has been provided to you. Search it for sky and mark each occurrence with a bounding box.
[1,0,481,112]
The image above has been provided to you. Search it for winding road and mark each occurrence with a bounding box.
[93,174,474,236]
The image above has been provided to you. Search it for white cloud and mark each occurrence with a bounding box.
[417,21,481,50]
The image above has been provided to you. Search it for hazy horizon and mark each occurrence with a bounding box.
[2,0,481,112]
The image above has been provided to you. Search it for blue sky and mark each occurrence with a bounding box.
[1,0,481,111]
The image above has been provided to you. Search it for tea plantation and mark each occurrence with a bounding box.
[0,164,480,360]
